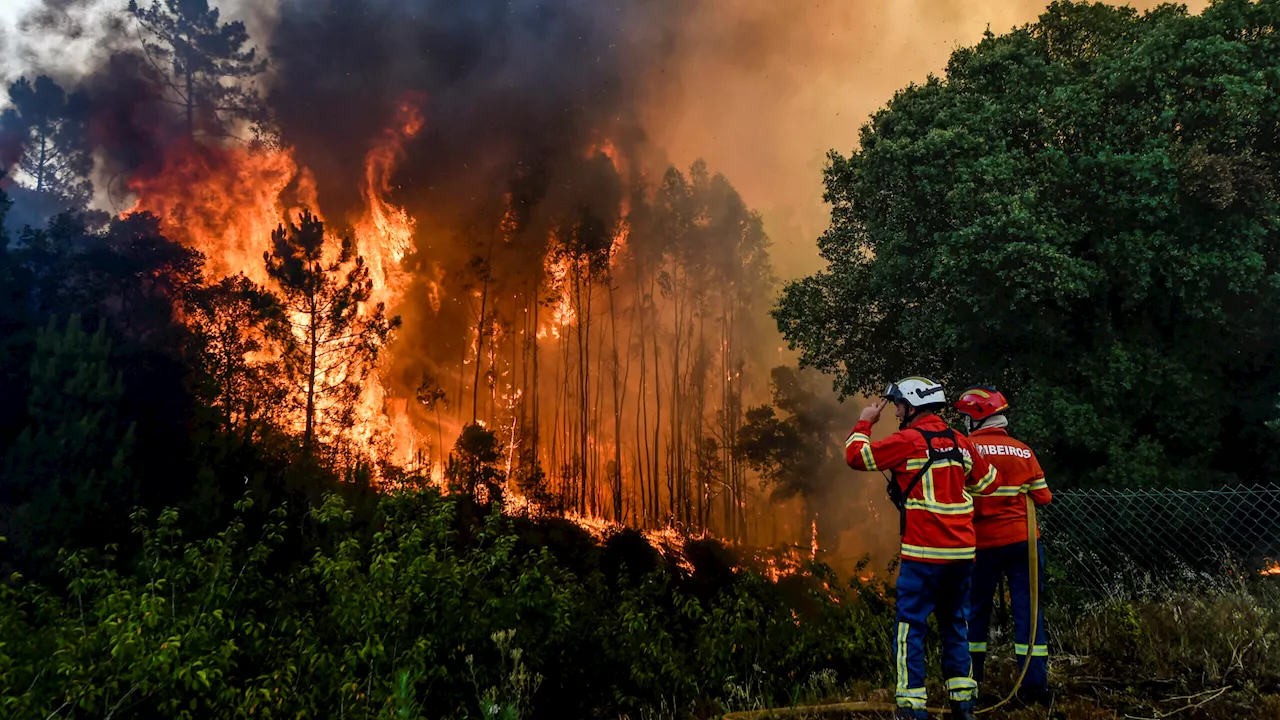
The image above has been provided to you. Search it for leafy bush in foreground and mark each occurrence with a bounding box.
[0,488,894,719]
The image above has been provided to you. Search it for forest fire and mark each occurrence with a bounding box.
[0,0,860,570]
[120,94,428,467]
[1263,560,1280,577]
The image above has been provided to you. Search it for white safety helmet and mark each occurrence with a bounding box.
[885,376,947,409]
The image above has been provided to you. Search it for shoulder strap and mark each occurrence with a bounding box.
[891,427,963,536]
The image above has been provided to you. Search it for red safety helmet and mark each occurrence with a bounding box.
[953,385,1009,422]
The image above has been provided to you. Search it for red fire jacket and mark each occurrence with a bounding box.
[845,414,999,563]
[967,427,1052,550]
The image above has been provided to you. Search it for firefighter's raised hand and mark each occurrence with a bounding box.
[860,398,889,424]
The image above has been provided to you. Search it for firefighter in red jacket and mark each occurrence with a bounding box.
[954,386,1053,707]
[846,377,999,720]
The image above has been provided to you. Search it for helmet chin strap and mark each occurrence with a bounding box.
[898,404,921,430]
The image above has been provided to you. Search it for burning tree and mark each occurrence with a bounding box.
[550,152,621,516]
[128,0,268,140]
[445,422,505,503]
[264,210,400,458]
[188,274,288,437]
[1,76,94,209]
[414,371,449,466]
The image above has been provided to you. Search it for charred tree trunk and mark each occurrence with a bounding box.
[607,278,628,523]
[634,279,651,526]
[303,291,319,456]
[576,264,591,515]
[650,272,663,526]
[472,235,496,423]
[36,134,48,192]
[531,292,540,477]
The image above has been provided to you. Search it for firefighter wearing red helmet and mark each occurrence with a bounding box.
[845,377,1000,720]
[954,385,1053,708]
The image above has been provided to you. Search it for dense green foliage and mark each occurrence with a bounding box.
[0,489,893,719]
[4,316,137,566]
[775,0,1280,489]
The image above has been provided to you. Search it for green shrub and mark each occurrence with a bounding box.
[0,488,893,719]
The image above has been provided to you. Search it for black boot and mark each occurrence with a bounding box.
[949,699,977,720]
[1017,685,1054,707]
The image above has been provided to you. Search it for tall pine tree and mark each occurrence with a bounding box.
[1,75,94,209]
[2,315,137,566]
[264,210,399,458]
[128,0,268,139]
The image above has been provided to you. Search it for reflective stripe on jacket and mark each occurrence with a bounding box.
[967,427,1052,550]
[845,414,998,563]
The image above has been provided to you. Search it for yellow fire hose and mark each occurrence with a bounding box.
[722,495,1040,719]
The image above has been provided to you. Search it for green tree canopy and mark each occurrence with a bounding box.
[188,273,288,435]
[774,0,1280,489]
[736,366,851,549]
[3,315,137,564]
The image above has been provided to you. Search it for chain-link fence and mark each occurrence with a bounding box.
[1039,485,1280,599]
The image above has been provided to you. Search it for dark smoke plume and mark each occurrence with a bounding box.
[268,0,686,223]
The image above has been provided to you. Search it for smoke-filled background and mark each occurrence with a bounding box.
[0,0,1212,275]
[0,0,1210,574]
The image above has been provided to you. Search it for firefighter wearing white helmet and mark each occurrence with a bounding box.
[885,377,948,429]
[844,376,999,720]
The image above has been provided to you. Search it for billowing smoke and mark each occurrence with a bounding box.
[268,0,681,221]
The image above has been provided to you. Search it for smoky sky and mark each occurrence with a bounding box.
[269,0,685,224]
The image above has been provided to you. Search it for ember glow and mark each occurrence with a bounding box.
[1263,560,1280,577]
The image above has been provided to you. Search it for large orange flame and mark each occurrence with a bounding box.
[354,93,425,303]
[122,96,430,467]
[348,93,428,465]
[125,140,299,286]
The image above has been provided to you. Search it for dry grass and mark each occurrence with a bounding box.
[714,576,1280,720]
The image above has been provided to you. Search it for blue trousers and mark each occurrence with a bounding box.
[968,541,1048,689]
[894,559,977,710]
